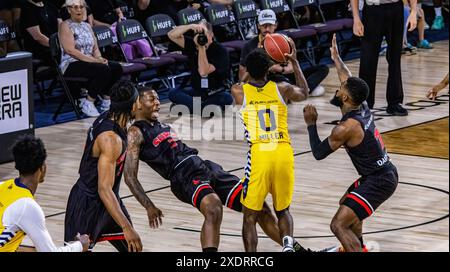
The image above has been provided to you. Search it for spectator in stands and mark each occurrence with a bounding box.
[239,9,329,97]
[85,0,125,26]
[59,0,123,117]
[403,0,432,50]
[134,0,192,23]
[58,1,94,26]
[20,0,61,65]
[168,21,233,114]
[432,0,445,30]
[0,0,21,54]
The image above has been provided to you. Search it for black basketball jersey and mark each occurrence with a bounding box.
[132,120,198,180]
[76,112,127,197]
[340,102,393,176]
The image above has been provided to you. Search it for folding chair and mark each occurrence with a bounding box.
[48,33,82,121]
[115,19,177,87]
[177,7,206,25]
[145,14,190,88]
[232,0,259,40]
[92,25,147,78]
[205,4,246,52]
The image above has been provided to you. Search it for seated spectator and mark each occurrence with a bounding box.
[58,1,94,26]
[404,0,433,49]
[431,0,445,30]
[0,0,20,54]
[59,0,123,117]
[168,21,233,114]
[239,9,329,97]
[20,0,62,64]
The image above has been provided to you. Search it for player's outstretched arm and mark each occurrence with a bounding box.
[303,105,349,160]
[330,34,352,84]
[97,132,142,252]
[125,126,164,229]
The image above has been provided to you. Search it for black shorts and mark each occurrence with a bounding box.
[64,182,131,245]
[170,156,243,212]
[342,166,399,221]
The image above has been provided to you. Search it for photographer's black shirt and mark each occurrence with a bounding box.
[183,36,230,96]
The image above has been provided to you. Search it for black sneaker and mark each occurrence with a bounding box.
[386,104,408,116]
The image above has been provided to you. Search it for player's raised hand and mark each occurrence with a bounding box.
[284,37,298,63]
[147,205,164,229]
[303,104,318,126]
[330,34,340,62]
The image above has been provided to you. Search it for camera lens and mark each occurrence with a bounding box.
[197,32,208,46]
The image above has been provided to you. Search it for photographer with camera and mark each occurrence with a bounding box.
[168,21,233,114]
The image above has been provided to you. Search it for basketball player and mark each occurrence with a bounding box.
[64,80,143,252]
[0,135,89,252]
[124,87,311,252]
[231,39,309,252]
[303,34,399,252]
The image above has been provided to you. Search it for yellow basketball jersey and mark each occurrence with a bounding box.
[0,179,33,252]
[240,81,291,146]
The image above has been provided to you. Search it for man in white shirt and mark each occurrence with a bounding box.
[0,135,89,252]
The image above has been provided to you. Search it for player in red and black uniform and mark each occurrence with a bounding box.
[303,35,399,252]
[124,87,312,252]
[64,80,142,252]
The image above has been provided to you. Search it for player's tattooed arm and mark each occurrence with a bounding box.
[125,126,164,229]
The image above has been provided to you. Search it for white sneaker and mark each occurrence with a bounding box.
[100,98,111,112]
[81,100,100,117]
[310,85,326,97]
[282,246,295,252]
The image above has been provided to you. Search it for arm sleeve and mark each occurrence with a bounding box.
[14,198,83,252]
[307,125,334,160]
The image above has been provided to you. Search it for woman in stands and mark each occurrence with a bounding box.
[59,0,123,117]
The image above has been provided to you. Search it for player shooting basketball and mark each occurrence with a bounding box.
[231,37,309,252]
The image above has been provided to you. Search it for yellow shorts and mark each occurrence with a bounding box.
[240,143,295,212]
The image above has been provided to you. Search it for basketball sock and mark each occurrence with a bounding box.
[202,247,218,252]
[435,7,442,17]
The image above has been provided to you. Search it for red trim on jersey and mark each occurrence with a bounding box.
[193,185,211,207]
[96,235,125,242]
[346,194,372,216]
[227,184,243,209]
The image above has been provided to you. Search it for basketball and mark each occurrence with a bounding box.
[263,33,292,63]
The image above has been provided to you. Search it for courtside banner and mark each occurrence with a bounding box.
[0,69,30,134]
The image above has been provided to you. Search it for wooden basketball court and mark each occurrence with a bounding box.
[1,41,448,252]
